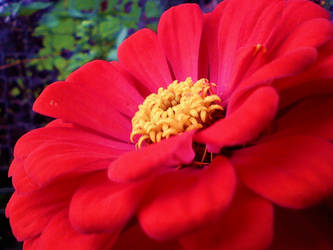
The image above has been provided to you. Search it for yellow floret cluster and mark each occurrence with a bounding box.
[130,77,223,148]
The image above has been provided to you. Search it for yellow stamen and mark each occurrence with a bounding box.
[130,78,224,148]
[254,44,267,56]
[200,146,207,163]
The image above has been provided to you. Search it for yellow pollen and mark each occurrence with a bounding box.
[254,44,267,56]
[130,77,224,148]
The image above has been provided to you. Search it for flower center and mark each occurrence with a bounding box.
[130,77,224,149]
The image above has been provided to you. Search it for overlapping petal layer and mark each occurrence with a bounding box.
[38,211,117,250]
[179,187,273,250]
[7,176,82,240]
[69,171,150,234]
[139,156,236,240]
[270,207,333,250]
[109,131,195,183]
[33,80,131,142]
[232,135,333,209]
[158,4,203,81]
[118,29,172,93]
[7,0,333,249]
[195,86,278,151]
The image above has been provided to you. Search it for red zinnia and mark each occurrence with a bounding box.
[7,0,333,249]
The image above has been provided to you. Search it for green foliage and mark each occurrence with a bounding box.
[145,0,161,18]
[29,0,162,79]
[0,2,52,16]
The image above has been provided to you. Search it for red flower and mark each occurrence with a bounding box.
[7,0,333,249]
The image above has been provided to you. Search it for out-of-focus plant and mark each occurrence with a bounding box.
[28,0,162,79]
[0,1,53,16]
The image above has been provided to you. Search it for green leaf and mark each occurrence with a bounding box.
[54,56,67,69]
[40,13,59,28]
[53,35,75,50]
[99,16,121,39]
[52,18,75,34]
[39,48,52,57]
[145,0,161,18]
[10,87,20,97]
[106,48,117,61]
[31,0,160,78]
[17,78,24,88]
[34,25,48,36]
[147,22,158,31]
[0,2,53,17]
[26,2,53,10]
[67,8,85,18]
[115,27,128,46]
[19,2,53,16]
[69,0,97,11]
[41,58,54,71]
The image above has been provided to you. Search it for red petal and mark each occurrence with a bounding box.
[180,187,273,250]
[14,126,133,159]
[45,119,72,128]
[197,14,209,80]
[270,207,333,250]
[275,96,333,140]
[200,2,226,83]
[111,223,182,250]
[8,158,20,177]
[110,61,151,97]
[232,135,333,209]
[66,60,143,117]
[12,126,131,186]
[38,211,117,250]
[275,40,333,94]
[108,131,195,183]
[272,18,333,57]
[11,159,39,194]
[25,141,123,186]
[216,0,280,94]
[23,237,40,250]
[280,78,333,109]
[69,171,150,234]
[281,0,330,23]
[6,176,83,240]
[118,28,172,93]
[278,42,333,107]
[216,0,329,96]
[234,47,317,93]
[195,86,278,152]
[138,156,236,240]
[246,0,330,53]
[33,80,131,142]
[158,4,203,81]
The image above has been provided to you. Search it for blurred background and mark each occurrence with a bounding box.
[0,0,332,249]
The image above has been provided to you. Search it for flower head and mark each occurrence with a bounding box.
[7,0,333,249]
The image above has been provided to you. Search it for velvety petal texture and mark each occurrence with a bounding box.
[111,224,182,250]
[69,171,150,234]
[158,4,203,81]
[195,86,279,152]
[38,211,117,250]
[109,131,195,183]
[7,176,83,240]
[139,156,236,240]
[33,80,131,142]
[232,135,333,209]
[118,29,172,92]
[275,96,333,140]
[269,207,333,250]
[179,187,273,250]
